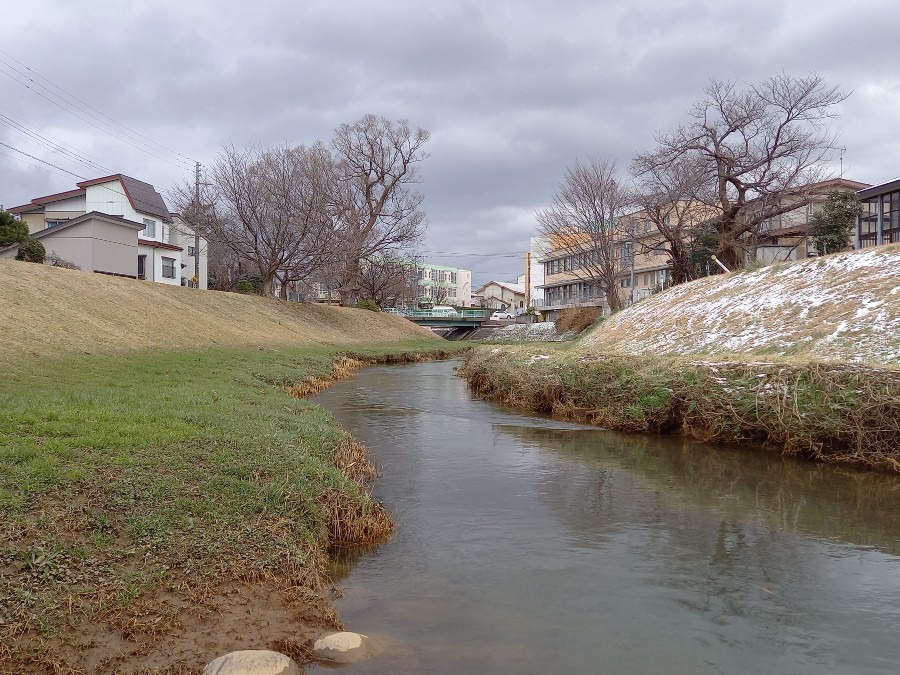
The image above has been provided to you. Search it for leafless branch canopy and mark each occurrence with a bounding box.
[633,73,846,268]
[536,158,633,312]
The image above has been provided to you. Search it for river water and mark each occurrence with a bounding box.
[312,360,900,674]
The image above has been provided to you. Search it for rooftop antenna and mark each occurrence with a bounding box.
[839,146,846,179]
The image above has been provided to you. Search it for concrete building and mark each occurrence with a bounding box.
[856,178,900,248]
[417,263,472,306]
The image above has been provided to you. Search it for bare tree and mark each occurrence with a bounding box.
[630,155,714,284]
[634,73,846,269]
[357,252,420,307]
[330,115,429,305]
[207,143,336,297]
[536,158,633,312]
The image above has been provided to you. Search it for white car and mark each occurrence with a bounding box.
[491,311,514,320]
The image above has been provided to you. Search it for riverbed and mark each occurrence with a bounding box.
[312,360,900,674]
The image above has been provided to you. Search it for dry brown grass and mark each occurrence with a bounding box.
[554,306,602,334]
[0,260,436,370]
[460,348,900,472]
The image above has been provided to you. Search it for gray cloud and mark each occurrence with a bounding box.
[2,0,895,286]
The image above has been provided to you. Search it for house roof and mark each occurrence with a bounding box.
[78,175,173,222]
[0,211,145,254]
[138,238,183,252]
[858,177,900,199]
[8,174,173,223]
[474,280,525,295]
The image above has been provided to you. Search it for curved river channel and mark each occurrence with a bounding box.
[312,360,900,674]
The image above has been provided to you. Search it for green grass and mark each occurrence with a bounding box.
[0,339,463,666]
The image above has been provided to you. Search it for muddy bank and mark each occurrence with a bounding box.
[458,347,900,472]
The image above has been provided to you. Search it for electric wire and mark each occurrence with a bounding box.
[1,142,179,215]
[0,103,115,172]
[0,113,113,174]
[0,50,196,165]
[0,63,193,171]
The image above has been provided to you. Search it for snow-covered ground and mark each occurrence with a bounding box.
[579,247,900,365]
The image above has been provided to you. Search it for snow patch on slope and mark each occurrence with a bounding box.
[580,248,900,365]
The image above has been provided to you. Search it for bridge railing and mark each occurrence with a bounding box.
[382,308,489,320]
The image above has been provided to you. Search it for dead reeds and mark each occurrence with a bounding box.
[459,349,900,472]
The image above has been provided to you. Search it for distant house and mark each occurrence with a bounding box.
[750,177,870,264]
[3,174,207,287]
[473,280,526,312]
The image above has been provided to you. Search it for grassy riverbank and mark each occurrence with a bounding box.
[460,346,900,471]
[461,249,900,471]
[0,260,466,672]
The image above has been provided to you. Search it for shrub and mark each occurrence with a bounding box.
[235,279,256,294]
[15,238,45,263]
[555,306,602,334]
[0,210,28,247]
[354,299,380,312]
[45,252,81,270]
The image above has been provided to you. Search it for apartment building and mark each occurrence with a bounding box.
[417,263,472,307]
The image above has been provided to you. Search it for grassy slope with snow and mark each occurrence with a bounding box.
[580,246,900,365]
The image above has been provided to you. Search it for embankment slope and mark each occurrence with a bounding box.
[580,246,900,366]
[0,259,436,368]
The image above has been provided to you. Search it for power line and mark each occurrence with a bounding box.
[420,250,523,258]
[0,148,50,171]
[0,60,193,171]
[0,112,113,174]
[0,50,196,165]
[0,141,181,215]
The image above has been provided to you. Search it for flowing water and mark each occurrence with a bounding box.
[312,360,900,674]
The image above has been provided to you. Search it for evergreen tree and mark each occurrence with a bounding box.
[0,210,28,247]
[809,191,863,256]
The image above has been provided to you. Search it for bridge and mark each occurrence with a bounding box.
[383,308,490,327]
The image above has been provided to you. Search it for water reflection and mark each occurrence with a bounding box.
[501,425,900,555]
[313,360,900,675]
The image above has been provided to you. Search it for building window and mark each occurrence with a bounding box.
[162,256,176,279]
[138,255,147,280]
[46,220,66,228]
[142,218,156,237]
[188,245,197,257]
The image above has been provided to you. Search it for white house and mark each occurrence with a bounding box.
[5,174,206,287]
[473,280,526,312]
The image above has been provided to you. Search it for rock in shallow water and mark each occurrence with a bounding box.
[313,631,371,663]
[203,649,301,675]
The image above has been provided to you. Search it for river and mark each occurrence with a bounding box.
[312,359,900,674]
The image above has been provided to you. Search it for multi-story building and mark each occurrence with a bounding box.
[2,174,207,287]
[416,263,472,307]
[856,178,900,248]
[535,178,870,318]
[751,178,870,263]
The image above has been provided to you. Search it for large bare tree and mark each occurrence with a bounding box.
[634,73,846,269]
[330,115,429,305]
[536,158,633,312]
[630,155,714,284]
[357,252,420,307]
[208,143,336,297]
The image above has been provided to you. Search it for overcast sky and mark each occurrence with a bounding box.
[2,0,898,286]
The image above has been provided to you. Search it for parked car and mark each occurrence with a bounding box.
[491,311,514,320]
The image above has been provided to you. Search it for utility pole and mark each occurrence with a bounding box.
[193,161,201,288]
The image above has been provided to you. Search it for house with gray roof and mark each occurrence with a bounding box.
[5,174,206,287]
